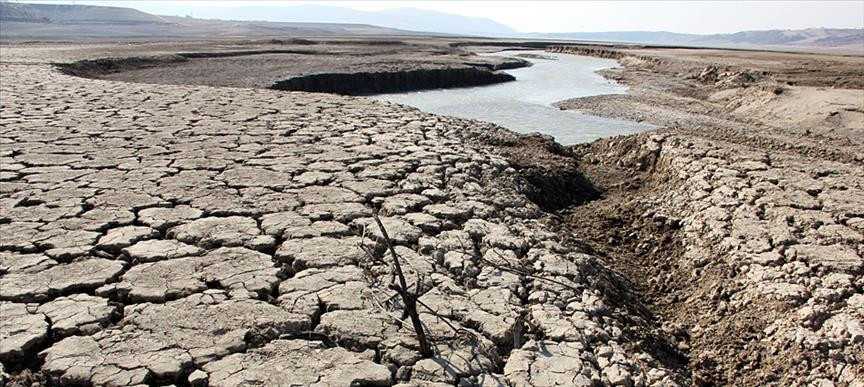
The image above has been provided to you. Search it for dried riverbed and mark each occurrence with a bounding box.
[1,41,687,387]
[0,39,862,386]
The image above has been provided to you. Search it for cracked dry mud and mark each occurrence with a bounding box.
[1,41,862,387]
[570,132,864,386]
[0,55,685,387]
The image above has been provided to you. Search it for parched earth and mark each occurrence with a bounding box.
[1,40,863,387]
[569,131,864,386]
[0,46,687,386]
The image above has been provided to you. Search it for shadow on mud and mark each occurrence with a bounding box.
[520,167,600,212]
[270,68,515,96]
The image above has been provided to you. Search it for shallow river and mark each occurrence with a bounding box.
[373,50,653,145]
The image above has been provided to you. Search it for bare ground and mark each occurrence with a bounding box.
[1,38,862,386]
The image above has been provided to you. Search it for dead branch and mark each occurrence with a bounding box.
[372,212,434,358]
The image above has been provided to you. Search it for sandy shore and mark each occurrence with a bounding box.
[0,38,862,386]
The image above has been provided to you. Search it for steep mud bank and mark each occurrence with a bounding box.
[491,134,601,212]
[449,41,558,49]
[467,60,529,71]
[269,67,515,95]
[54,49,527,94]
[547,45,680,67]
[54,50,322,78]
[54,55,189,77]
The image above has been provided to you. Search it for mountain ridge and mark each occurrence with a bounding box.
[0,2,431,38]
[528,28,863,50]
[0,2,168,24]
[165,4,517,36]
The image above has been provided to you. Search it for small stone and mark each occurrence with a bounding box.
[443,251,468,274]
[188,369,208,387]
[605,363,633,386]
[396,365,412,381]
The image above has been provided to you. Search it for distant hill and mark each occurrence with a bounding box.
[0,2,167,24]
[180,4,517,37]
[532,28,864,52]
[0,3,514,38]
[696,28,864,48]
[0,2,425,39]
[534,31,700,44]
[1,2,860,53]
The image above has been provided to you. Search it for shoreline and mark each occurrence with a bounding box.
[374,49,652,146]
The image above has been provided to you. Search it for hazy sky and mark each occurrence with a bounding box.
[23,1,864,34]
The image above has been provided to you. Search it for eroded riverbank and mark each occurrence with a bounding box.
[48,38,528,92]
[550,44,864,385]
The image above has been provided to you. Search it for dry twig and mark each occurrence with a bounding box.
[372,212,434,358]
